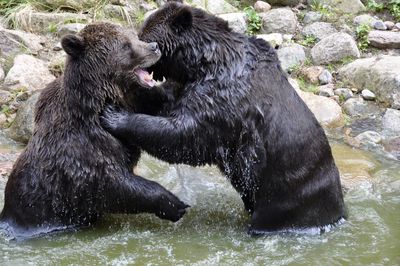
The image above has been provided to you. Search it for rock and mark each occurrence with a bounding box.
[303,11,322,24]
[353,14,377,26]
[382,108,400,134]
[342,97,381,117]
[301,22,337,41]
[295,88,343,127]
[383,137,400,160]
[256,33,283,48]
[57,23,85,36]
[385,21,395,30]
[354,131,382,145]
[315,0,365,14]
[396,23,400,30]
[0,90,12,105]
[334,88,353,100]
[372,20,387,30]
[260,8,298,34]
[311,33,360,65]
[282,34,293,42]
[318,84,334,97]
[17,10,87,33]
[277,44,306,72]
[338,56,400,109]
[6,92,40,143]
[265,0,301,5]
[319,69,333,85]
[4,54,55,93]
[368,31,400,49]
[40,0,98,11]
[361,89,376,101]
[53,42,63,51]
[191,0,238,14]
[302,66,324,83]
[0,28,45,57]
[218,13,247,34]
[0,113,7,128]
[254,1,271,12]
[0,65,4,82]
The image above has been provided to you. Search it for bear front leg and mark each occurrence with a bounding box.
[101,108,207,165]
[106,172,189,222]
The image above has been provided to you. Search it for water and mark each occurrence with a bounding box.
[0,140,399,265]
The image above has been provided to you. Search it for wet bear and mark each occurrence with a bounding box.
[102,3,346,234]
[0,22,188,237]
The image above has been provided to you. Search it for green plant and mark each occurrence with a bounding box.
[366,0,385,12]
[244,7,262,35]
[297,77,319,94]
[356,24,371,52]
[310,2,333,18]
[47,22,58,33]
[299,35,317,47]
[389,0,400,20]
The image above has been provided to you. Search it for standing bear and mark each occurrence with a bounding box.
[0,22,188,237]
[102,2,346,234]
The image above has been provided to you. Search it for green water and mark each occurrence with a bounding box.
[0,142,399,265]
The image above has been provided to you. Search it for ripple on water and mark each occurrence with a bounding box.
[0,146,399,265]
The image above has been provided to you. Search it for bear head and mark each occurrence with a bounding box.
[61,22,160,88]
[138,2,232,84]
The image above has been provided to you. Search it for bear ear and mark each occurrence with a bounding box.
[61,34,85,58]
[170,6,193,31]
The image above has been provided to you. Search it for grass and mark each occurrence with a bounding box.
[366,0,384,12]
[366,0,400,21]
[310,1,334,18]
[0,0,135,29]
[356,24,371,52]
[297,77,319,94]
[389,0,400,20]
[244,6,262,35]
[299,35,317,47]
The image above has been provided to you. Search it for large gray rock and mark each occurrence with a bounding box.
[382,108,400,134]
[301,22,337,41]
[218,13,247,34]
[342,97,381,117]
[338,56,400,109]
[303,11,323,24]
[0,65,4,82]
[57,23,86,36]
[260,8,297,34]
[16,11,87,32]
[295,86,343,127]
[311,0,365,13]
[4,54,55,93]
[257,33,283,48]
[277,44,306,72]
[368,31,400,49]
[266,0,301,5]
[353,14,378,26]
[311,33,360,65]
[0,27,45,57]
[191,0,238,14]
[6,92,40,143]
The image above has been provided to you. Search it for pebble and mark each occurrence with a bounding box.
[361,89,376,101]
[372,20,387,30]
[254,1,271,13]
[319,69,333,85]
[395,23,400,30]
[53,42,62,51]
[384,21,395,30]
[334,88,353,100]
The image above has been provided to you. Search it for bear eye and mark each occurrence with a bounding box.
[122,42,131,50]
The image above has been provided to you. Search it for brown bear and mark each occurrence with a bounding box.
[0,22,188,238]
[101,2,346,235]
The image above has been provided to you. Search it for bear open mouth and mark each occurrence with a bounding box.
[134,68,157,88]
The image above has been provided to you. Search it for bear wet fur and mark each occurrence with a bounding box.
[0,22,188,236]
[102,3,346,234]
